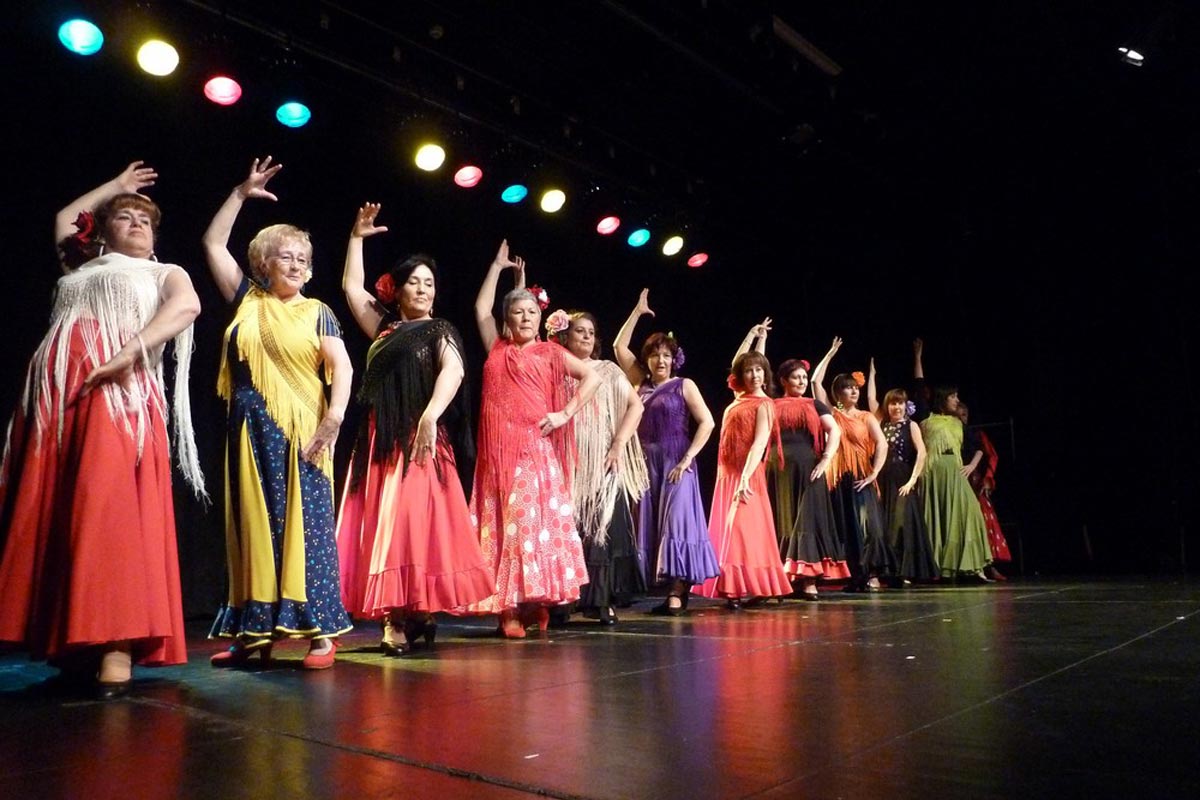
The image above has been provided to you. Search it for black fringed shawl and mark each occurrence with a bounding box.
[349,317,474,488]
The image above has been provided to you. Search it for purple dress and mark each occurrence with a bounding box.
[635,378,720,586]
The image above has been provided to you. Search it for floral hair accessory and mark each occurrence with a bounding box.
[59,211,97,269]
[672,346,686,371]
[526,284,550,310]
[851,371,866,387]
[797,359,811,372]
[905,400,917,417]
[726,374,740,391]
[374,272,396,305]
[545,308,571,335]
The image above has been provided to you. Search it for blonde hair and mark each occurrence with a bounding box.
[247,224,313,282]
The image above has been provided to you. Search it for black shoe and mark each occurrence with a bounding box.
[403,616,437,650]
[598,606,617,626]
[650,596,686,616]
[94,680,131,700]
[726,598,743,611]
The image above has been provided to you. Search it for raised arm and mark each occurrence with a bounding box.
[342,202,389,338]
[811,410,841,483]
[900,420,927,496]
[56,160,159,272]
[734,401,773,502]
[202,156,283,303]
[80,267,201,393]
[410,335,467,466]
[668,378,715,483]
[614,288,654,386]
[810,336,842,407]
[605,381,645,474]
[867,356,879,416]
[731,317,772,365]
[538,352,601,436]
[913,337,925,380]
[302,334,353,464]
[474,239,524,351]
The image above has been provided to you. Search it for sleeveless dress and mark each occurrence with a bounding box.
[920,413,992,576]
[771,396,849,580]
[878,419,938,580]
[696,395,791,599]
[829,408,897,580]
[634,377,719,587]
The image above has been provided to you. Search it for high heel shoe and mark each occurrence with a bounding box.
[94,680,132,700]
[650,594,686,617]
[210,639,273,668]
[598,606,617,626]
[500,610,526,639]
[380,616,409,657]
[726,597,743,611]
[522,605,550,632]
[403,615,438,650]
[302,639,338,670]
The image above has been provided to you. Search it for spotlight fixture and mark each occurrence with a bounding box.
[454,165,483,187]
[687,252,709,268]
[540,189,566,213]
[501,184,529,203]
[275,101,312,128]
[204,76,242,106]
[1117,46,1145,66]
[661,236,684,256]
[58,19,103,55]
[627,229,651,248]
[596,216,621,235]
[415,143,446,171]
[137,40,180,76]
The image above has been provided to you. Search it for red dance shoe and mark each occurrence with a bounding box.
[302,639,338,670]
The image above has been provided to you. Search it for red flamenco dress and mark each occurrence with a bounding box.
[968,429,1011,563]
[697,395,792,600]
[0,254,204,667]
[467,338,588,613]
[336,318,494,618]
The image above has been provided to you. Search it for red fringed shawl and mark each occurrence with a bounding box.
[773,396,825,456]
[476,339,575,496]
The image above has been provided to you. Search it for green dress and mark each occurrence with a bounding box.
[920,413,991,576]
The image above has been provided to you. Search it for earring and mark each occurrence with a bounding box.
[98,243,106,256]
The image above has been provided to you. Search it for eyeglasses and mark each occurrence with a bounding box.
[271,253,310,267]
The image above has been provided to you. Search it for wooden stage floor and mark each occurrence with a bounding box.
[2,578,1198,799]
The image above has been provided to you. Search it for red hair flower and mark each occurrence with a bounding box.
[526,284,550,310]
[73,211,95,240]
[851,371,866,387]
[374,272,396,305]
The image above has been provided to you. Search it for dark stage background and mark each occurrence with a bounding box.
[2,1,1198,616]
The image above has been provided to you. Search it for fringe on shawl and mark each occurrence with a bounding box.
[476,339,574,500]
[919,413,964,463]
[569,360,649,545]
[217,286,336,478]
[7,254,206,499]
[829,407,876,488]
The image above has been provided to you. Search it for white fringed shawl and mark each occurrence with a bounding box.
[14,253,206,498]
[569,359,650,545]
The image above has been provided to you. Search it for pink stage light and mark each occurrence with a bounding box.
[454,165,483,187]
[687,252,709,268]
[596,216,621,235]
[204,76,242,106]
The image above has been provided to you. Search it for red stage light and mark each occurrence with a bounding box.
[454,165,483,188]
[204,76,242,106]
[596,216,621,235]
[687,252,708,268]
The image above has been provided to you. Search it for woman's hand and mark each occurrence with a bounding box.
[538,410,570,436]
[115,160,158,195]
[301,413,342,463]
[750,316,772,338]
[352,202,388,239]
[898,479,917,497]
[960,462,978,478]
[237,155,283,202]
[80,349,137,395]
[830,336,843,354]
[493,239,526,275]
[854,472,878,492]
[635,288,655,318]
[733,475,754,503]
[667,453,694,483]
[604,442,623,475]
[809,454,832,483]
[409,413,437,466]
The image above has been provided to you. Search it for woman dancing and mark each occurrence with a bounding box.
[613,288,718,615]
